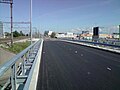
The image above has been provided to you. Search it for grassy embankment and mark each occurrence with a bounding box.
[3,41,31,54]
[0,41,30,88]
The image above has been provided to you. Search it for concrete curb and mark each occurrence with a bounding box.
[29,39,44,90]
[60,40,120,54]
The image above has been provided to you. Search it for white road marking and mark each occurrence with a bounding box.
[87,72,91,75]
[81,54,83,56]
[75,51,77,53]
[43,52,45,53]
[107,67,112,71]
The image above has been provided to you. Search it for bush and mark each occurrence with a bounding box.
[50,32,56,38]
[7,41,30,54]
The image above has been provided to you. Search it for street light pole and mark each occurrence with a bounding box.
[30,0,32,44]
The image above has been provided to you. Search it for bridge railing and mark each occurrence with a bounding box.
[60,38,120,53]
[0,39,43,90]
[71,40,120,48]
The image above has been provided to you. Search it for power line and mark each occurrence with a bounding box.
[3,22,30,24]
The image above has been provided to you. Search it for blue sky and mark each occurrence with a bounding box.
[0,0,120,33]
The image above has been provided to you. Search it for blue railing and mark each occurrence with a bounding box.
[71,40,120,48]
[61,38,120,48]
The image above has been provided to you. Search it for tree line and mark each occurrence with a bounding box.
[5,30,28,37]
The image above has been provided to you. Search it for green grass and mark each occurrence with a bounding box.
[7,41,30,54]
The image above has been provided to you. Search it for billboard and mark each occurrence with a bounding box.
[92,27,99,42]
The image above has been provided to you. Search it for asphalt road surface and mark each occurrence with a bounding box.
[37,40,120,90]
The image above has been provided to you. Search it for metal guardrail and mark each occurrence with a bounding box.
[23,39,43,90]
[0,39,43,90]
[70,40,120,48]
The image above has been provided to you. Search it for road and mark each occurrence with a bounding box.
[37,40,120,90]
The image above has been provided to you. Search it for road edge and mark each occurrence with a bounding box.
[29,39,44,90]
[60,40,120,54]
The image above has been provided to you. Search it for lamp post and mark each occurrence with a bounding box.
[0,0,13,46]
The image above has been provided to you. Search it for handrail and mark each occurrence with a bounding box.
[23,39,43,90]
[0,39,43,90]
[0,40,38,77]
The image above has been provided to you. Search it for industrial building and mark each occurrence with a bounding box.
[56,32,77,39]
[44,31,53,37]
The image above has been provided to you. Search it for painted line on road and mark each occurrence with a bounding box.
[81,54,83,56]
[107,67,112,71]
[87,72,91,75]
[75,51,78,54]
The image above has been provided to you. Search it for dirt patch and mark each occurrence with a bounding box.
[0,48,15,65]
[0,48,15,88]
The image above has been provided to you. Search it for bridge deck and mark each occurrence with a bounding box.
[37,40,120,90]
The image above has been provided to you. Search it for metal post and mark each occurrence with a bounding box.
[119,25,120,40]
[11,64,16,90]
[0,0,13,46]
[10,0,13,46]
[30,0,32,44]
[22,56,25,75]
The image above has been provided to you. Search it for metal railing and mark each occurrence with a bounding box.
[68,39,120,48]
[0,39,43,90]
[64,39,120,48]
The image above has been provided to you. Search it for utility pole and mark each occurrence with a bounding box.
[10,0,13,46]
[0,0,13,46]
[30,0,32,44]
[119,25,120,40]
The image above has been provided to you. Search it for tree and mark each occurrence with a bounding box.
[44,31,48,36]
[26,34,29,36]
[50,32,56,38]
[5,32,11,36]
[13,30,20,37]
[20,31,25,36]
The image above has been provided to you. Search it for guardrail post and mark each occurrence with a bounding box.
[22,56,25,75]
[11,64,17,90]
[28,49,31,62]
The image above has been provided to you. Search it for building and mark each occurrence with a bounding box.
[56,33,65,38]
[112,33,119,39]
[99,34,112,39]
[80,31,112,40]
[0,21,3,38]
[82,31,89,34]
[56,32,76,39]
[44,31,53,37]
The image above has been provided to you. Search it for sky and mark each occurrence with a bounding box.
[0,0,120,33]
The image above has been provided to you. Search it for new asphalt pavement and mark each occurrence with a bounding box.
[37,39,120,90]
